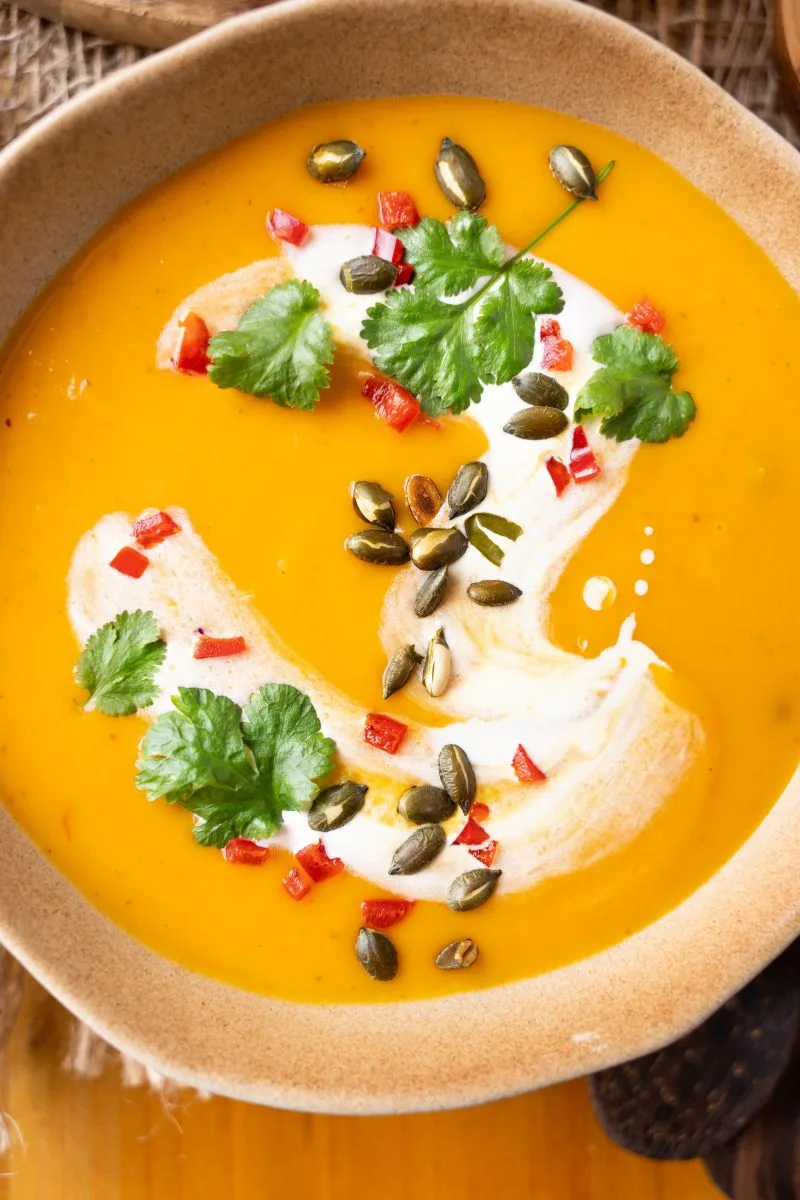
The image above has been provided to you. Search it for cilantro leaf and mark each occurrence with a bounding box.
[474,262,564,384]
[208,280,335,409]
[575,325,696,443]
[398,213,504,295]
[135,684,335,847]
[75,610,166,717]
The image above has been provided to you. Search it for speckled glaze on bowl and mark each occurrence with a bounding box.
[0,0,799,1114]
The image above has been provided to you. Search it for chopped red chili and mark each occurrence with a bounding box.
[378,190,420,229]
[266,207,309,247]
[469,840,498,867]
[512,745,547,783]
[545,456,572,497]
[295,840,345,883]
[173,312,211,375]
[109,546,149,578]
[540,318,562,341]
[626,297,666,334]
[193,635,247,660]
[454,817,490,846]
[281,864,313,900]
[371,228,404,264]
[361,374,421,433]
[393,261,415,287]
[224,839,270,866]
[471,801,490,823]
[360,898,415,929]
[542,338,574,372]
[363,712,408,754]
[131,510,181,548]
[569,425,601,483]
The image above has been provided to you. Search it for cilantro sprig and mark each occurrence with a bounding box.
[135,684,335,847]
[575,325,697,443]
[75,610,166,717]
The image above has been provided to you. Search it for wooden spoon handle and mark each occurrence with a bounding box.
[775,0,800,107]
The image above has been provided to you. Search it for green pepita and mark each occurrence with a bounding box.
[398,784,456,824]
[438,743,476,815]
[414,566,449,618]
[447,868,502,912]
[346,528,409,565]
[382,644,421,700]
[422,627,451,698]
[467,580,523,607]
[435,938,479,970]
[410,527,468,571]
[465,512,523,567]
[352,480,395,530]
[307,139,366,183]
[405,474,443,526]
[434,137,486,211]
[355,927,398,981]
[446,461,489,519]
[389,824,447,875]
[340,255,397,294]
[503,407,569,440]
[308,781,368,833]
[549,144,598,201]
[512,372,569,410]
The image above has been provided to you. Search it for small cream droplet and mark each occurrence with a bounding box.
[640,548,655,566]
[644,526,653,537]
[634,579,649,597]
[583,576,617,612]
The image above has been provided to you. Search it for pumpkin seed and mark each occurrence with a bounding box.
[405,474,443,526]
[447,868,502,912]
[389,824,447,875]
[355,927,398,981]
[352,480,395,530]
[549,144,598,201]
[512,371,569,410]
[438,743,476,815]
[340,255,397,294]
[503,407,569,440]
[398,784,456,824]
[307,139,366,183]
[465,512,523,566]
[435,938,479,970]
[410,527,468,570]
[446,461,489,519]
[434,137,486,211]
[308,781,368,833]
[346,528,409,565]
[382,644,421,700]
[414,566,448,618]
[422,627,451,698]
[467,580,522,607]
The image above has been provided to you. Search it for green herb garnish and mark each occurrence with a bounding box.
[465,513,523,566]
[135,684,335,847]
[75,610,166,717]
[208,280,334,409]
[575,324,697,443]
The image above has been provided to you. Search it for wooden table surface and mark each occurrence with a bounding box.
[0,981,721,1200]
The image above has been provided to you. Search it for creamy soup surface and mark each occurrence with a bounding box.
[0,96,798,1003]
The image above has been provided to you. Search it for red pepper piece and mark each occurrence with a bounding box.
[266,207,309,247]
[545,456,572,497]
[378,190,420,229]
[469,840,498,867]
[471,802,490,823]
[361,374,420,433]
[193,635,248,660]
[454,817,490,846]
[109,546,149,578]
[569,425,601,483]
[540,318,562,342]
[542,338,574,371]
[224,838,270,866]
[131,510,181,548]
[282,864,313,900]
[371,228,404,264]
[360,898,415,929]
[393,261,415,287]
[173,312,211,375]
[363,712,408,755]
[295,840,345,883]
[512,745,547,783]
[626,297,666,334]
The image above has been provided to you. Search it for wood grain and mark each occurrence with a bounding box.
[15,2,268,49]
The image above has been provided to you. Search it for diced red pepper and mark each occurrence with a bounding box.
[393,261,415,287]
[454,817,490,846]
[109,546,149,578]
[193,635,248,660]
[545,456,572,497]
[378,190,420,229]
[360,898,415,929]
[626,297,666,334]
[542,338,574,371]
[540,318,562,342]
[224,838,270,866]
[371,228,404,264]
[131,510,181,548]
[173,312,210,375]
[569,425,601,483]
[267,207,309,247]
[295,840,345,883]
[512,745,547,783]
[469,840,498,867]
[361,374,421,433]
[363,712,408,755]
[471,802,490,823]
[282,864,313,900]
